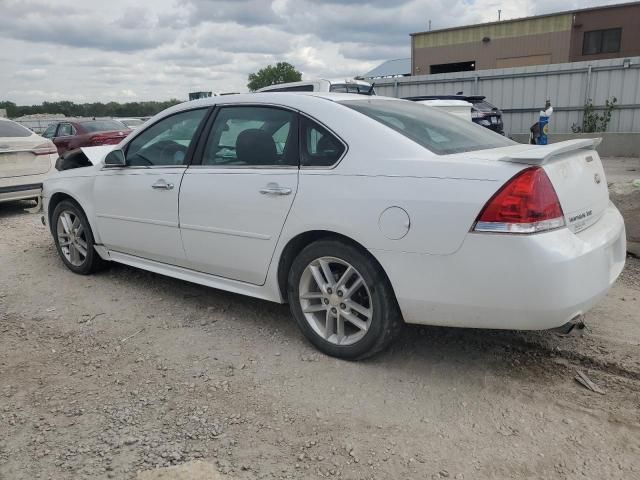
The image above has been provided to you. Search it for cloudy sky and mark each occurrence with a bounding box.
[0,0,632,104]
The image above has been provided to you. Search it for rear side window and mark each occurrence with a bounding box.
[202,106,298,167]
[301,117,345,167]
[0,120,32,138]
[339,99,513,155]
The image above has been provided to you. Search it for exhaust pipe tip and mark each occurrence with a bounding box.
[553,314,588,335]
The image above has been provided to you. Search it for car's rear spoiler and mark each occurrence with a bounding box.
[499,138,602,165]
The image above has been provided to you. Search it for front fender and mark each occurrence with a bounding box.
[43,173,101,244]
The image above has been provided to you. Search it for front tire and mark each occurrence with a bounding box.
[52,200,106,275]
[288,239,402,360]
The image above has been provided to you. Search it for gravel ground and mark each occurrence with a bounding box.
[1,201,639,480]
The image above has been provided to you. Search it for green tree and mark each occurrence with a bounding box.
[247,62,302,91]
[0,99,183,119]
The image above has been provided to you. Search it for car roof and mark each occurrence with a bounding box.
[167,91,396,113]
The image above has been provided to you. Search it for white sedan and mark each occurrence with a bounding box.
[1,118,58,203]
[42,93,626,359]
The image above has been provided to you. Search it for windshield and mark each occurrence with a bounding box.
[0,120,32,138]
[338,99,513,154]
[79,119,126,132]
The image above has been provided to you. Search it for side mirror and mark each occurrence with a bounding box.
[104,149,126,167]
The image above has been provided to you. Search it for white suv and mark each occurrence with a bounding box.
[257,79,375,95]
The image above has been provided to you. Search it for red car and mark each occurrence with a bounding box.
[41,119,132,156]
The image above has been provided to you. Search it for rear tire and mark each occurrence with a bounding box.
[52,200,107,275]
[288,239,402,360]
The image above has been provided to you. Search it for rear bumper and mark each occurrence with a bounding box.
[373,203,626,330]
[0,183,42,203]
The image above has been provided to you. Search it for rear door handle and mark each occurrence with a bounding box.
[260,183,292,195]
[152,180,174,190]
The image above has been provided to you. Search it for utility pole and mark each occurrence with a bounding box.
[428,19,431,31]
[498,9,501,21]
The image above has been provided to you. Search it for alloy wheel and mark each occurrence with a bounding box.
[298,256,373,346]
[56,210,88,267]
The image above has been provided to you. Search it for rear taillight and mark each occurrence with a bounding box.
[473,166,565,234]
[31,142,58,156]
[90,134,124,146]
[89,135,107,146]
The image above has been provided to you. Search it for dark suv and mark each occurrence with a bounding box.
[404,95,504,135]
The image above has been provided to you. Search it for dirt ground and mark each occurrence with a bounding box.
[1,201,639,480]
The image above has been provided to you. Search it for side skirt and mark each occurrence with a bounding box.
[94,247,283,303]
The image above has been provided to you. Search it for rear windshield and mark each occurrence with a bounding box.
[338,99,513,154]
[120,119,143,127]
[79,119,126,132]
[472,100,498,111]
[264,85,314,92]
[330,84,375,95]
[0,120,32,138]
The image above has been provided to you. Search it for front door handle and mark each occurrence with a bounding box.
[260,183,292,196]
[152,180,174,190]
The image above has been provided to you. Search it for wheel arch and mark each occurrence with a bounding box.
[276,230,399,305]
[47,192,95,239]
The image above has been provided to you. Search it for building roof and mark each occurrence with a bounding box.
[410,1,640,36]
[362,58,411,78]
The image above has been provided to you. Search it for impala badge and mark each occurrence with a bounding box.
[594,173,601,184]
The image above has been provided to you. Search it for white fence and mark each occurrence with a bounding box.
[373,57,640,135]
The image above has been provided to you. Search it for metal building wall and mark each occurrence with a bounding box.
[373,57,640,134]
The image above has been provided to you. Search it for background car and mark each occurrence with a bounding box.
[404,94,504,134]
[258,78,375,95]
[42,93,625,360]
[0,118,58,203]
[411,99,473,121]
[116,118,145,130]
[41,119,131,156]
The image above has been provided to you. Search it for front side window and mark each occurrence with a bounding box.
[300,117,345,167]
[42,124,56,139]
[202,106,297,167]
[583,28,622,55]
[126,108,207,166]
[339,99,514,155]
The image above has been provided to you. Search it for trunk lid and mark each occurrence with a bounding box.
[0,135,53,178]
[467,139,609,233]
[542,148,608,233]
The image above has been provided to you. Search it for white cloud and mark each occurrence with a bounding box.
[14,68,48,80]
[0,0,635,104]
